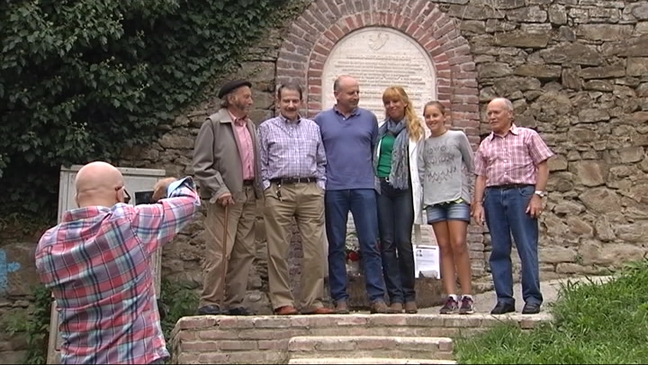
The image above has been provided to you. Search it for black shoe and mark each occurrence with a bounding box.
[490,302,515,315]
[226,307,253,316]
[522,302,541,314]
[196,305,222,315]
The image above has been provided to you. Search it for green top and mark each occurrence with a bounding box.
[376,134,395,178]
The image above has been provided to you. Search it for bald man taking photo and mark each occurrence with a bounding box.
[35,161,200,365]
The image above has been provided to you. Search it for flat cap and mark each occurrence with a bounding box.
[218,79,252,99]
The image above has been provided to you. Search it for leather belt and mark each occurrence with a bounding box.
[270,177,317,184]
[243,179,255,186]
[488,184,534,190]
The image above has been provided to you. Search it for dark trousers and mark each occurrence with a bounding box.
[377,178,416,303]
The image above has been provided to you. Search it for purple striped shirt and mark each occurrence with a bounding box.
[258,115,327,190]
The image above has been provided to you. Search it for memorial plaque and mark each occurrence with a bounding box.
[321,27,437,121]
[320,27,438,248]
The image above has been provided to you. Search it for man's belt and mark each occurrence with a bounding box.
[270,177,317,184]
[488,183,534,190]
[243,179,255,186]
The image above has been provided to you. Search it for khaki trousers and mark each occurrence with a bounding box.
[200,185,256,309]
[264,182,326,310]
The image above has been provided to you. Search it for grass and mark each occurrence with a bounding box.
[454,259,648,364]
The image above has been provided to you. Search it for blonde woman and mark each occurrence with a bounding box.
[417,101,475,314]
[374,86,426,314]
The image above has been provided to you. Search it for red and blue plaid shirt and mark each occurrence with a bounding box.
[35,178,200,364]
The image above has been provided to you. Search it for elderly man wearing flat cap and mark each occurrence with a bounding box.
[193,79,261,316]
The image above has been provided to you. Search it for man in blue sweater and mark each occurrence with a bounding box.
[314,75,391,314]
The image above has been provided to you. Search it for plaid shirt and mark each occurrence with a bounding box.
[474,125,554,187]
[35,178,200,365]
[258,115,327,190]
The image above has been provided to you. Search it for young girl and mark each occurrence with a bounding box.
[417,101,475,314]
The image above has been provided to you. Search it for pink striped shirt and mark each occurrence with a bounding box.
[474,125,553,187]
[230,112,255,180]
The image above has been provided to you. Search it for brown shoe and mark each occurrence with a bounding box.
[274,305,298,315]
[404,301,418,314]
[390,302,404,313]
[335,300,350,314]
[301,306,335,315]
[370,300,395,314]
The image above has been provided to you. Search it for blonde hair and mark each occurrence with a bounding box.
[382,86,424,141]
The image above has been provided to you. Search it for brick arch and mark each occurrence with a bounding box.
[276,0,480,143]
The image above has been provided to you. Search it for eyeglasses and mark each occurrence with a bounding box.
[116,186,131,204]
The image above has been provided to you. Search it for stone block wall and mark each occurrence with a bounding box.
[112,0,648,311]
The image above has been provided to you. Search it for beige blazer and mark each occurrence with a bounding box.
[192,108,262,202]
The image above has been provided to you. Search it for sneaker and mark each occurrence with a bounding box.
[439,296,458,314]
[459,296,475,315]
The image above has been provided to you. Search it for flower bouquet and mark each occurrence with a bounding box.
[345,231,361,275]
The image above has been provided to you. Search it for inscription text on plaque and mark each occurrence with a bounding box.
[321,27,437,121]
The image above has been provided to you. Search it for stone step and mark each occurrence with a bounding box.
[288,358,458,364]
[172,313,552,363]
[288,335,454,360]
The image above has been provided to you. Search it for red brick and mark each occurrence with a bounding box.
[355,337,396,350]
[176,317,217,330]
[197,353,229,363]
[180,341,220,352]
[345,17,356,29]
[220,340,257,351]
[355,14,364,27]
[330,23,345,39]
[405,22,418,36]
[377,11,388,25]
[176,331,196,341]
[367,315,408,326]
[227,351,286,364]
[323,1,342,18]
[198,329,239,340]
[411,0,428,20]
[421,7,442,29]
[362,10,373,25]
[176,352,199,364]
[257,339,288,350]
[253,317,291,329]
[453,87,479,96]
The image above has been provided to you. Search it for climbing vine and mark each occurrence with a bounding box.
[0,0,301,225]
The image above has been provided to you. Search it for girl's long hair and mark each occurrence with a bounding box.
[382,86,424,141]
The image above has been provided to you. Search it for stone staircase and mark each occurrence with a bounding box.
[170,312,552,364]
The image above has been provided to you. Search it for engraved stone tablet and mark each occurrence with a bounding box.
[321,27,437,121]
[320,27,438,248]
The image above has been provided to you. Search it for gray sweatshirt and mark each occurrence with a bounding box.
[417,130,475,207]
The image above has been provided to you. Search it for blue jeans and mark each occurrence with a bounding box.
[426,201,471,224]
[377,179,415,303]
[483,185,543,306]
[325,189,386,303]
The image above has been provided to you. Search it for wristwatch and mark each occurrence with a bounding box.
[534,190,547,198]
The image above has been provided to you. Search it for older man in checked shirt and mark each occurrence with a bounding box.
[35,161,200,364]
[472,97,554,316]
[258,83,334,315]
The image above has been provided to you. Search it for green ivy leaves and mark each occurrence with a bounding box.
[0,0,291,217]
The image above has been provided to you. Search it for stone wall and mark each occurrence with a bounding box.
[116,0,648,309]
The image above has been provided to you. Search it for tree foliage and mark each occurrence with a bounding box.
[0,0,289,220]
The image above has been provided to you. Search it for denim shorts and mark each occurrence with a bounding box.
[426,201,471,224]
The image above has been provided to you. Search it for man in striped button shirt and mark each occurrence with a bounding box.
[472,97,554,316]
[258,83,334,315]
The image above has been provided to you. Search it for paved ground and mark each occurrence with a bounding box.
[419,275,614,315]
